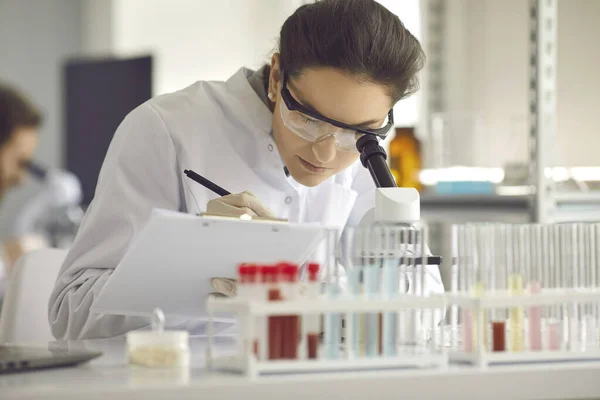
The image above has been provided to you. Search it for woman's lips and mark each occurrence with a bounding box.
[297,156,330,174]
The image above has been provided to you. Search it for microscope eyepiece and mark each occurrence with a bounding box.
[356,134,397,188]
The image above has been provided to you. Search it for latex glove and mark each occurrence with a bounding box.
[211,278,237,297]
[205,191,277,219]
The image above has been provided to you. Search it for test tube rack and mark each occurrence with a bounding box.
[206,294,447,378]
[447,288,600,366]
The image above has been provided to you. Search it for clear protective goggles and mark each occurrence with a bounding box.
[279,100,363,152]
[278,71,394,153]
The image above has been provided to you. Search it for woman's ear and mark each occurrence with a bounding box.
[268,53,281,100]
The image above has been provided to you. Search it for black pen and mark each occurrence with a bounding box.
[183,169,231,197]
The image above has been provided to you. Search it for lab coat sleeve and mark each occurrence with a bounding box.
[48,103,183,340]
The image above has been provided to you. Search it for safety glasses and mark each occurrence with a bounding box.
[279,72,394,153]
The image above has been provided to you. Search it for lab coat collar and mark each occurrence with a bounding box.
[219,68,290,191]
[221,68,351,200]
[225,67,273,136]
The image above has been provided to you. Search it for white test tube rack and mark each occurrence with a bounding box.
[206,294,447,378]
[447,288,600,367]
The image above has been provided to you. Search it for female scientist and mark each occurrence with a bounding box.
[49,0,444,339]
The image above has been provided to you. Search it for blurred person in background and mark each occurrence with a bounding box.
[0,83,48,293]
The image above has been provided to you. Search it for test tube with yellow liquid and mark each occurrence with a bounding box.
[508,226,526,352]
[509,273,524,352]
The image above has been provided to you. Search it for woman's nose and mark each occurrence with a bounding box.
[312,134,337,164]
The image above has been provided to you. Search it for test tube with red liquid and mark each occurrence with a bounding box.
[490,225,507,353]
[281,263,299,359]
[306,263,320,360]
[263,265,283,360]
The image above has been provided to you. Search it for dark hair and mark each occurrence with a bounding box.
[277,0,425,103]
[0,83,42,146]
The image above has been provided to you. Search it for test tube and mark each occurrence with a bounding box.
[566,224,581,351]
[265,266,282,360]
[541,224,550,350]
[509,225,525,352]
[420,224,437,352]
[591,224,600,346]
[546,224,562,351]
[306,263,320,360]
[559,224,571,349]
[381,226,399,357]
[528,224,543,351]
[461,225,474,353]
[417,224,427,347]
[364,225,381,357]
[324,228,341,360]
[236,264,249,357]
[547,224,564,351]
[281,264,299,359]
[396,226,407,353]
[408,226,420,348]
[236,264,261,357]
[357,226,371,356]
[472,225,487,352]
[342,228,360,359]
[450,225,459,350]
[347,266,361,358]
[589,224,598,348]
[580,224,596,350]
[492,224,507,352]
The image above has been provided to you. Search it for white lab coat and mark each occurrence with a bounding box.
[48,68,444,340]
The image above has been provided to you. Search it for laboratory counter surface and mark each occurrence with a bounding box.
[2,337,600,400]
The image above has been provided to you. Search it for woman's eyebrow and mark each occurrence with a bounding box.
[289,83,384,128]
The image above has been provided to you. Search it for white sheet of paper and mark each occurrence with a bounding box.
[91,209,326,320]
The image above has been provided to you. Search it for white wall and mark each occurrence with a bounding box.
[556,0,600,167]
[89,0,421,152]
[440,0,600,168]
[110,0,303,95]
[109,0,421,124]
[81,0,114,54]
[377,0,422,130]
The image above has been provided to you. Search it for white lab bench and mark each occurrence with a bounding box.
[2,336,600,400]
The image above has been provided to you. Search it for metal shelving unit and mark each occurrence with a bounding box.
[420,0,599,224]
[529,0,558,224]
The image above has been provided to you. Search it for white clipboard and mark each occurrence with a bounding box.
[91,209,326,319]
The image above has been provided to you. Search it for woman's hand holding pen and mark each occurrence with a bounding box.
[205,191,278,219]
[183,169,286,221]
